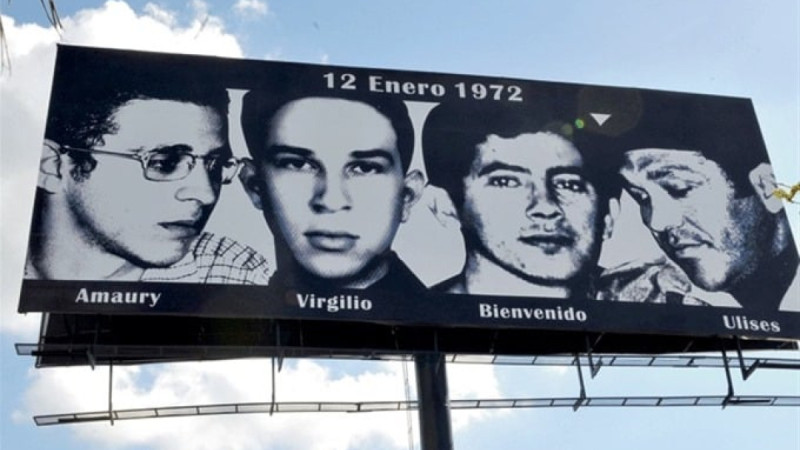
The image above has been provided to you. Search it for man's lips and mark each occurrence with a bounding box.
[305,231,359,251]
[518,234,573,251]
[158,219,204,238]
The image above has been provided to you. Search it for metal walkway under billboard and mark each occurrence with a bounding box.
[34,395,800,427]
[19,347,800,427]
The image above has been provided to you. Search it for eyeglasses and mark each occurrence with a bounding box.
[61,145,241,184]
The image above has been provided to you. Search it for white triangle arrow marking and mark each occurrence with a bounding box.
[589,113,611,126]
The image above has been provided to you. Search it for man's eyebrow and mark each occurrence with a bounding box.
[264,144,313,158]
[140,144,192,154]
[476,161,531,177]
[350,149,396,166]
[646,165,703,181]
[546,166,586,179]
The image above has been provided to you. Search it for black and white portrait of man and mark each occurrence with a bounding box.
[26,61,270,284]
[601,92,799,312]
[421,99,620,298]
[239,86,425,291]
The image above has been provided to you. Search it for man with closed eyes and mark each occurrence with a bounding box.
[608,93,798,311]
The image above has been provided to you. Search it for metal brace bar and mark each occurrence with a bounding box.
[585,334,603,378]
[270,357,277,416]
[275,322,284,372]
[488,330,499,355]
[391,326,401,351]
[721,345,735,409]
[86,348,96,371]
[734,337,760,380]
[573,354,587,411]
[88,318,102,370]
[108,361,114,426]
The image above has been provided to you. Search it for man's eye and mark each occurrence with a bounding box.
[664,185,693,199]
[487,176,521,188]
[347,160,387,176]
[552,176,588,193]
[273,156,317,172]
[147,152,185,174]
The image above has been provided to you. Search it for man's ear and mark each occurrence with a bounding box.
[400,170,425,222]
[425,185,462,229]
[38,139,64,193]
[749,163,783,214]
[238,158,264,211]
[602,197,620,241]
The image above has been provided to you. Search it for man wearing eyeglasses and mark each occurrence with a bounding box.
[26,72,270,284]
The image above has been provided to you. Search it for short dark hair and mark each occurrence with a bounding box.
[422,93,622,210]
[241,84,414,172]
[44,52,229,172]
[612,90,768,197]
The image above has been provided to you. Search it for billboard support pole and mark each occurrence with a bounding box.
[415,352,453,450]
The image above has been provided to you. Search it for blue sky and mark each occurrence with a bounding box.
[1,1,798,449]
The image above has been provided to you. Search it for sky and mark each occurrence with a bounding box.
[1,1,799,449]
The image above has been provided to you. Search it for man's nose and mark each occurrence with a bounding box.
[525,185,561,220]
[642,194,681,232]
[175,163,218,206]
[310,171,351,212]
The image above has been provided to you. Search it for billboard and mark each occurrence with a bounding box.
[19,45,799,356]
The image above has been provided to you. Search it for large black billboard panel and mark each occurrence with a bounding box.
[19,45,800,354]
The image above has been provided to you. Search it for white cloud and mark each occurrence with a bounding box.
[189,0,210,21]
[59,1,241,57]
[234,0,269,17]
[143,3,176,27]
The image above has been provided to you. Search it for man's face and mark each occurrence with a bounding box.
[255,97,410,281]
[619,149,763,291]
[64,99,227,267]
[460,132,606,283]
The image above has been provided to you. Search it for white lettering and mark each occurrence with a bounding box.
[74,289,161,308]
[722,314,780,334]
[296,292,372,313]
[149,292,161,308]
[477,303,588,323]
[368,75,446,97]
[76,288,89,303]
